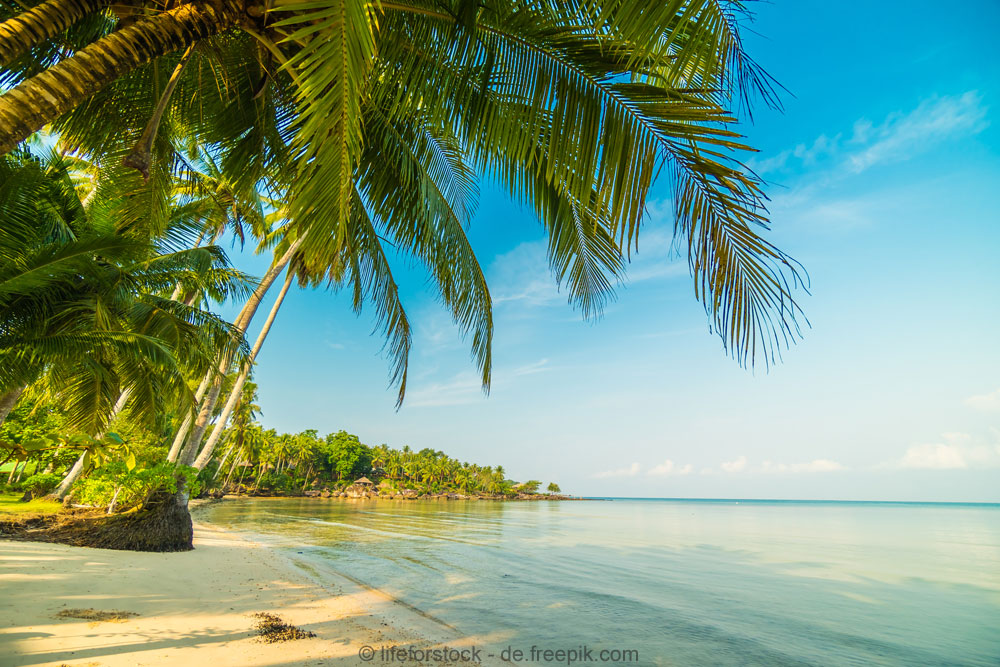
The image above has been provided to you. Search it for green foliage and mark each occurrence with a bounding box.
[547,482,561,494]
[20,473,61,497]
[519,480,541,494]
[0,149,252,436]
[74,461,201,510]
[322,431,373,481]
[256,470,295,494]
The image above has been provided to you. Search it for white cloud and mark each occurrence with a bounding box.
[720,456,747,473]
[647,460,693,476]
[894,432,1000,470]
[489,240,563,308]
[750,133,839,175]
[513,359,550,376]
[758,459,846,474]
[405,371,484,408]
[966,388,1000,412]
[899,444,969,469]
[405,358,551,407]
[751,91,988,178]
[846,92,988,173]
[593,462,641,479]
[489,202,688,313]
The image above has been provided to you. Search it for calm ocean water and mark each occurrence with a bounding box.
[200,498,1000,666]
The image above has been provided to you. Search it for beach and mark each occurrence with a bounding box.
[0,519,483,667]
[3,498,999,666]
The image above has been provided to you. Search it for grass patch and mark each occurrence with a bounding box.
[251,613,316,643]
[0,492,62,517]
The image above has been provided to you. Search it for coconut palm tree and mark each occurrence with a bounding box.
[0,149,251,433]
[0,0,805,375]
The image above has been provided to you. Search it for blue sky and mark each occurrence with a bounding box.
[231,1,1000,501]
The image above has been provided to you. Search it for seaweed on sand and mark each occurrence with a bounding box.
[251,613,317,643]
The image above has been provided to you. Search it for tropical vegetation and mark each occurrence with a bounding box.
[0,0,805,550]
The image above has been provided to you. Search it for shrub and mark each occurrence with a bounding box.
[74,462,201,510]
[20,473,61,498]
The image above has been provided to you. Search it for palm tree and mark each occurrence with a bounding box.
[1,149,254,507]
[0,150,250,430]
[0,0,804,373]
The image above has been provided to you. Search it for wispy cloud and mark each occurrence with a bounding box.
[647,459,694,476]
[704,456,847,474]
[512,358,550,376]
[404,371,484,408]
[489,202,688,313]
[489,241,562,308]
[758,459,846,474]
[966,388,1000,412]
[404,358,552,408]
[846,92,988,173]
[751,91,988,178]
[593,462,641,479]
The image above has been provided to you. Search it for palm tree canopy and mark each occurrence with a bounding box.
[0,0,806,395]
[0,149,253,434]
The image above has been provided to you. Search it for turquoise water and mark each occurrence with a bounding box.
[201,498,1000,666]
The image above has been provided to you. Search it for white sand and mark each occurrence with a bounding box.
[0,522,492,666]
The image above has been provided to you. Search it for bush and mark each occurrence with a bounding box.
[20,473,61,499]
[256,470,294,494]
[74,462,201,510]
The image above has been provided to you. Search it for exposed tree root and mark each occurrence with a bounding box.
[1,490,193,552]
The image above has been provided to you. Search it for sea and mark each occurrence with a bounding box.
[199,498,1000,666]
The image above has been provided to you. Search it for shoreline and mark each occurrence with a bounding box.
[0,516,489,667]
[215,491,587,502]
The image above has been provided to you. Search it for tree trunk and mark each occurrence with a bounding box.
[0,385,25,427]
[176,380,222,466]
[0,0,112,70]
[166,371,212,463]
[223,454,240,490]
[177,237,303,465]
[123,42,196,180]
[193,268,294,470]
[48,390,130,500]
[0,1,238,154]
[213,442,235,480]
[107,486,122,514]
[50,452,86,500]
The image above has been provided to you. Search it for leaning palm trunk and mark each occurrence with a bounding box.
[48,452,86,501]
[177,237,303,466]
[0,385,25,427]
[0,0,113,69]
[165,371,212,463]
[193,269,294,470]
[0,1,237,153]
[213,440,236,480]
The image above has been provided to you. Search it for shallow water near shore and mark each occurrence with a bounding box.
[199,498,1000,666]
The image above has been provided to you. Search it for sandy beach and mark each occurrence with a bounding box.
[0,518,488,667]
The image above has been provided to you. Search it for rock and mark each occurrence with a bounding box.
[320,490,331,498]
